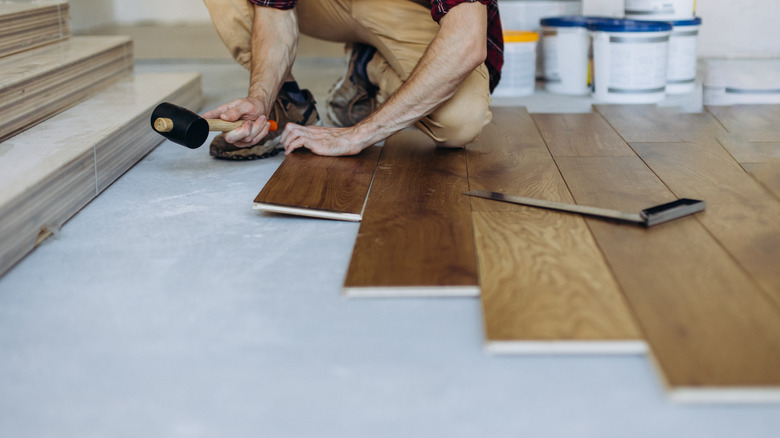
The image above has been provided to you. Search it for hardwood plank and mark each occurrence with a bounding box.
[717,136,780,165]
[555,155,780,402]
[254,146,381,222]
[594,104,728,143]
[745,159,780,200]
[343,129,478,297]
[469,107,644,353]
[631,139,780,308]
[532,113,636,157]
[706,105,780,142]
[0,72,202,277]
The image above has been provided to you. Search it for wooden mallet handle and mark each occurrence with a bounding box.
[153,117,278,133]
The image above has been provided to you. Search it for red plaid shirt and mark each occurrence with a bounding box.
[248,0,503,91]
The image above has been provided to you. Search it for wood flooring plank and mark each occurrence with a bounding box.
[0,72,203,277]
[469,107,644,353]
[253,146,381,222]
[555,155,780,402]
[532,113,636,157]
[343,129,478,297]
[594,104,728,143]
[745,159,780,200]
[0,1,70,58]
[706,105,780,142]
[631,139,780,308]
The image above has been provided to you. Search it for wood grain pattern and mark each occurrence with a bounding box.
[745,159,780,200]
[555,154,780,402]
[532,113,636,157]
[343,129,478,297]
[0,72,203,277]
[631,139,780,308]
[469,107,643,353]
[254,146,381,222]
[0,1,70,58]
[706,105,780,142]
[0,36,133,142]
[594,104,729,143]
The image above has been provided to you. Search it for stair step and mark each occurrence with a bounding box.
[0,35,133,142]
[0,0,70,58]
[0,72,203,277]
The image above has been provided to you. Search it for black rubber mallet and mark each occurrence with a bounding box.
[466,190,705,227]
[150,102,278,149]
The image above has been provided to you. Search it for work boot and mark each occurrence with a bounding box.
[209,82,320,160]
[326,43,378,127]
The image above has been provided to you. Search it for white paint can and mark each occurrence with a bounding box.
[540,16,593,95]
[589,19,672,103]
[624,0,696,21]
[493,31,539,97]
[666,17,702,94]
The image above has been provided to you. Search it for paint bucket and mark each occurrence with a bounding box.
[589,19,672,103]
[666,17,702,94]
[703,59,780,105]
[493,31,539,97]
[540,16,594,95]
[624,0,696,21]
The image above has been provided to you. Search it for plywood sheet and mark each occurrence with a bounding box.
[0,72,203,277]
[0,0,70,58]
[555,154,780,403]
[254,147,381,222]
[0,36,133,142]
[343,129,478,297]
[469,107,643,354]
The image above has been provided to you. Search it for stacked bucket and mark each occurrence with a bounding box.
[534,0,701,103]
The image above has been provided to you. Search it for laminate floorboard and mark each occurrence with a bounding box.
[532,113,635,157]
[0,72,202,277]
[745,159,780,200]
[254,147,381,222]
[555,155,780,402]
[0,0,69,58]
[343,129,478,297]
[469,107,643,353]
[631,139,780,308]
[706,105,780,142]
[594,104,728,143]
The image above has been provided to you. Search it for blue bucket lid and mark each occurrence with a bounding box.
[540,16,605,28]
[670,17,702,26]
[587,19,673,32]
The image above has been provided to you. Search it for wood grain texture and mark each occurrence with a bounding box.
[706,105,780,142]
[469,107,643,353]
[0,36,133,142]
[0,72,202,277]
[745,159,780,200]
[0,1,70,58]
[254,146,381,222]
[343,129,478,297]
[631,139,780,308]
[532,113,636,157]
[555,155,780,402]
[594,104,728,143]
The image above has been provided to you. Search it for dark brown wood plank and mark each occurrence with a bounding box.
[343,129,478,297]
[532,113,636,157]
[254,146,381,222]
[706,105,780,142]
[631,139,780,308]
[594,104,728,143]
[469,107,643,353]
[555,154,780,402]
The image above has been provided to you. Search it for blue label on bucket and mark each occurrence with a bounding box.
[588,19,673,33]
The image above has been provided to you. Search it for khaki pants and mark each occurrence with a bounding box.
[202,0,492,146]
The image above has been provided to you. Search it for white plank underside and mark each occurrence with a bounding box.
[485,341,649,356]
[343,286,480,298]
[253,203,362,222]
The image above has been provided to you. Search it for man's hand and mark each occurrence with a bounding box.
[281,124,368,156]
[202,97,275,148]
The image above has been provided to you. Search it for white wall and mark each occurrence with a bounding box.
[112,0,210,25]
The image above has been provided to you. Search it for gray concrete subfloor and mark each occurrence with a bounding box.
[1,57,779,438]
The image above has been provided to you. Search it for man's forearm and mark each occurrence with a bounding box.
[351,2,488,146]
[248,6,299,111]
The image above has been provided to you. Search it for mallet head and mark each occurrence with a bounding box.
[151,102,210,149]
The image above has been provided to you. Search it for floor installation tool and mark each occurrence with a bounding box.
[150,102,277,149]
[465,190,705,227]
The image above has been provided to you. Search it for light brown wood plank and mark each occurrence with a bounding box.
[254,146,381,222]
[745,159,780,200]
[555,155,780,402]
[469,107,643,353]
[706,105,780,142]
[594,104,728,143]
[0,1,70,58]
[717,136,780,165]
[343,129,478,297]
[532,113,636,157]
[631,139,780,308]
